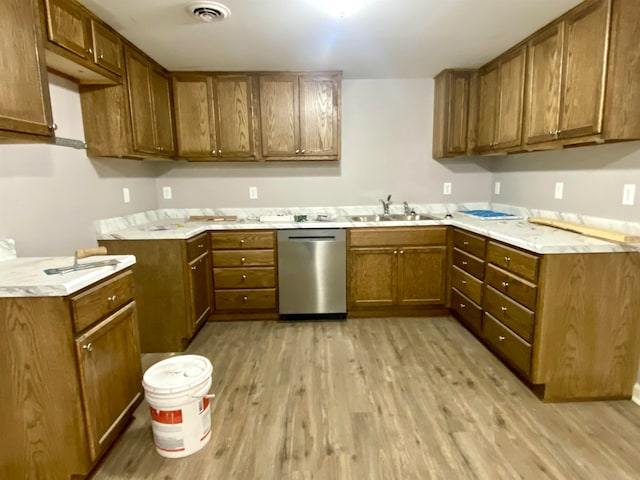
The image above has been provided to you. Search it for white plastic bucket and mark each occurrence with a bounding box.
[142,355,214,458]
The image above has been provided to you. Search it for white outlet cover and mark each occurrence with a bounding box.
[249,186,258,200]
[443,182,452,195]
[123,187,130,204]
[163,186,172,200]
[494,181,501,195]
[622,184,636,206]
[554,182,564,200]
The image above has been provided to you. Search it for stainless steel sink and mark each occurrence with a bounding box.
[349,213,439,222]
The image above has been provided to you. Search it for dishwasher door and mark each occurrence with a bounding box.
[277,229,346,319]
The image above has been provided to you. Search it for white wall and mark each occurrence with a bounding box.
[0,75,159,256]
[154,79,493,209]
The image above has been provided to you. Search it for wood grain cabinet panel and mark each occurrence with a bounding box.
[150,68,176,154]
[451,265,483,305]
[214,75,256,158]
[397,246,446,306]
[433,69,476,159]
[483,312,532,376]
[450,288,482,336]
[452,247,485,280]
[90,19,123,75]
[485,264,537,310]
[0,0,54,140]
[453,229,486,259]
[260,72,340,160]
[173,75,215,157]
[476,63,500,152]
[348,247,397,308]
[486,241,539,282]
[484,285,535,342]
[44,0,90,59]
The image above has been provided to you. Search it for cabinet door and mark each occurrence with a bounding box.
[495,46,526,149]
[348,248,397,308]
[0,0,53,137]
[150,69,176,155]
[126,50,156,154]
[259,75,299,157]
[75,302,142,461]
[90,19,123,75]
[173,75,217,158]
[214,75,256,158]
[44,0,90,60]
[397,246,446,306]
[476,63,499,151]
[525,23,564,145]
[559,0,610,139]
[188,253,212,335]
[299,75,339,157]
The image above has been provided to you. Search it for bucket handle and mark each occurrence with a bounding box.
[194,393,216,399]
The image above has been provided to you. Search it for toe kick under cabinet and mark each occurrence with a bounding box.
[0,269,143,480]
[449,228,640,402]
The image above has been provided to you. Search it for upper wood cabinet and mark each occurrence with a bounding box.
[476,45,527,153]
[259,73,341,160]
[173,74,256,160]
[0,0,54,142]
[432,69,476,159]
[42,0,123,84]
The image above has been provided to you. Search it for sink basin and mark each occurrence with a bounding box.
[349,214,438,222]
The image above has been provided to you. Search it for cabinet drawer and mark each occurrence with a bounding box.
[214,289,276,310]
[453,229,486,259]
[451,287,482,336]
[483,312,532,377]
[213,267,275,288]
[211,231,274,250]
[484,286,534,342]
[452,247,485,280]
[451,265,483,304]
[349,227,447,247]
[212,250,274,267]
[71,270,134,332]
[186,233,209,262]
[486,241,539,282]
[485,264,537,310]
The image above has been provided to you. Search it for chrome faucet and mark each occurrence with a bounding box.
[379,194,392,216]
[403,202,412,215]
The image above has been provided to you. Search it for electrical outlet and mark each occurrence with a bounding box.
[494,181,501,195]
[554,182,564,200]
[123,187,130,204]
[443,182,452,195]
[163,186,172,200]
[622,184,636,206]
[249,186,258,200]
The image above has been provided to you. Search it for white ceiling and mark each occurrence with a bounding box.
[78,0,583,79]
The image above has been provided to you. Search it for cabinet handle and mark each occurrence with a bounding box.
[242,296,248,302]
[49,123,58,131]
[191,265,197,270]
[504,256,511,262]
[218,150,222,154]
[301,149,305,154]
[240,239,245,244]
[198,244,204,248]
[399,250,404,254]
[460,303,466,309]
[498,335,506,341]
[555,129,561,135]
[462,260,468,266]
[241,257,246,263]
[463,241,469,246]
[393,250,398,255]
[241,274,247,280]
[295,149,300,154]
[86,48,93,55]
[212,150,216,155]
[501,306,507,312]
[501,281,509,288]
[461,279,467,285]
[82,343,93,352]
[108,295,117,303]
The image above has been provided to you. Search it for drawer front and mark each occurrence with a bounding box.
[484,286,534,342]
[349,227,447,247]
[483,312,532,377]
[71,270,134,332]
[211,231,274,250]
[452,247,485,280]
[451,287,482,336]
[485,264,537,310]
[486,241,539,283]
[187,233,209,262]
[451,265,483,304]
[212,250,274,267]
[214,289,276,310]
[453,229,486,259]
[213,267,275,289]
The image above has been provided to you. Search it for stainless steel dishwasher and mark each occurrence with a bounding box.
[277,229,346,320]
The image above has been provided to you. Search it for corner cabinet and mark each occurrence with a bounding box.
[449,228,640,402]
[173,73,257,160]
[348,227,448,315]
[0,269,142,479]
[432,69,476,159]
[98,234,211,352]
[0,0,54,142]
[259,72,341,160]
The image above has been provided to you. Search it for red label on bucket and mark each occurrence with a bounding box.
[150,407,183,425]
[199,397,209,413]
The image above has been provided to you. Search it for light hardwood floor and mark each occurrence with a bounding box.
[93,317,640,479]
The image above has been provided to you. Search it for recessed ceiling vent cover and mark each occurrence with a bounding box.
[187,2,231,22]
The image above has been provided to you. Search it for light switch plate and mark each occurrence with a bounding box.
[622,184,636,206]
[494,181,501,195]
[163,186,172,200]
[554,182,564,200]
[443,182,452,195]
[123,187,130,204]
[249,186,258,200]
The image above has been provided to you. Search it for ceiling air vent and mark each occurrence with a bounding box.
[187,2,231,22]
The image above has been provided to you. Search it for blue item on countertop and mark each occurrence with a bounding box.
[459,209,521,220]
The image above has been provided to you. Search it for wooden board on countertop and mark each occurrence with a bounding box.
[189,215,238,222]
[527,217,640,244]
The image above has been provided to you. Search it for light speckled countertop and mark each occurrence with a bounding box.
[95,203,640,255]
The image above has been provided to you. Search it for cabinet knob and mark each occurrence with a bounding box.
[218,150,222,154]
[243,296,248,302]
[49,123,58,131]
[393,250,398,255]
[240,239,245,244]
[98,53,104,60]
[191,265,197,270]
[399,250,404,254]
[241,257,246,263]
[461,279,467,285]
[198,244,204,248]
[504,256,511,262]
[460,303,466,309]
[463,241,469,246]
[241,274,247,280]
[301,149,305,154]
[295,149,300,154]
[211,150,216,155]
[501,281,509,288]
[501,306,507,312]
[498,335,506,341]
[462,260,468,266]
[108,295,117,303]
[86,47,93,55]
[82,343,94,352]
[555,129,561,135]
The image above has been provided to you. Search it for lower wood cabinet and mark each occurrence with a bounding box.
[450,228,640,401]
[348,227,448,315]
[99,233,212,352]
[0,269,142,479]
